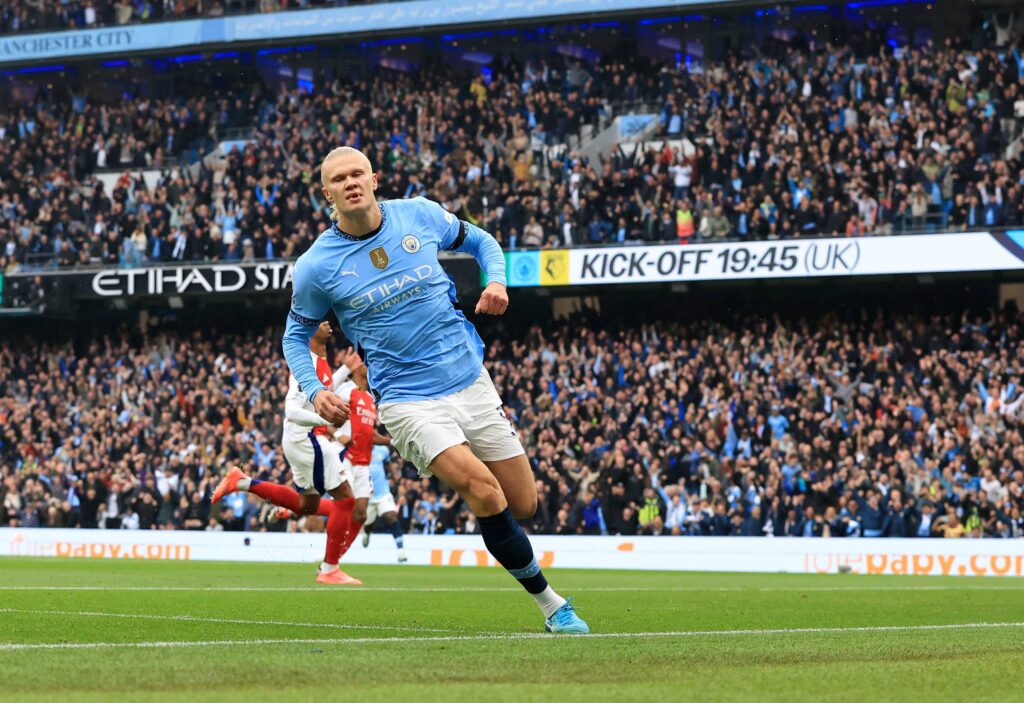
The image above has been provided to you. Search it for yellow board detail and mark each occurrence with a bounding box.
[539,250,569,286]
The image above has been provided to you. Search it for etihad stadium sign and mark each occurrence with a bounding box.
[4,256,478,307]
[89,262,294,297]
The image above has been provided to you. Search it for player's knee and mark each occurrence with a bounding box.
[465,473,504,515]
[299,496,321,515]
[353,508,367,523]
[509,494,537,521]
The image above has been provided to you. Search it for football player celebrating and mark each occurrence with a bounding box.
[283,146,588,633]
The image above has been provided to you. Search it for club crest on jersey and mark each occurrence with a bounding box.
[369,246,389,270]
[402,235,421,254]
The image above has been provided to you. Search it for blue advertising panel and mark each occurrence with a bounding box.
[0,0,742,65]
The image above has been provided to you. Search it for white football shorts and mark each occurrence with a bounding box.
[342,458,374,500]
[282,432,348,495]
[377,367,525,477]
[366,493,398,524]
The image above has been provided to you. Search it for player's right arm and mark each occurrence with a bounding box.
[283,257,349,424]
[284,393,331,427]
[333,418,352,446]
[331,363,352,389]
[333,346,369,391]
[332,346,368,390]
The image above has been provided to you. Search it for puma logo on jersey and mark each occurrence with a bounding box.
[340,266,358,277]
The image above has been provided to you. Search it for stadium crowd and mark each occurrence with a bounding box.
[0,0,384,34]
[2,305,1023,539]
[3,33,1024,276]
[0,51,641,272]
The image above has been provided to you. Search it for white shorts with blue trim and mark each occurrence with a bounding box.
[377,368,525,477]
[283,432,348,496]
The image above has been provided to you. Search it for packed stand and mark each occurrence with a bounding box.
[0,0,387,35]
[652,37,1024,242]
[0,53,647,273]
[2,306,1023,538]
[0,81,265,272]
[2,37,1024,277]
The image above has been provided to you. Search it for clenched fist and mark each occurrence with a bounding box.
[475,282,509,316]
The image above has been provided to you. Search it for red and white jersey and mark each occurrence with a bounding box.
[337,381,376,466]
[283,351,342,441]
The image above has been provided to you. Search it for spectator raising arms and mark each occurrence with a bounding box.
[3,34,1023,275]
[2,306,1023,538]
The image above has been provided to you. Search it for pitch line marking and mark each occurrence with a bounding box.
[0,585,1020,593]
[0,608,459,634]
[0,621,1022,652]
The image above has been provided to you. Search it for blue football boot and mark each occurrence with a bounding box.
[544,597,590,634]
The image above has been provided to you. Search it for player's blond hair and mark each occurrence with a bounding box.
[320,147,373,222]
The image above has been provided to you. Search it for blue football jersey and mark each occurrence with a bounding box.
[369,445,392,501]
[283,197,506,404]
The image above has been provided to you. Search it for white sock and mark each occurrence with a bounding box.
[532,586,566,618]
[236,477,252,492]
[319,562,338,573]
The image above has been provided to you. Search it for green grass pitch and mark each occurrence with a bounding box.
[0,557,1022,702]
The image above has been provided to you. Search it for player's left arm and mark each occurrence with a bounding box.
[372,431,391,446]
[337,346,370,391]
[424,198,508,315]
[284,395,332,427]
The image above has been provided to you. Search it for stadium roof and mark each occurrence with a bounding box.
[0,0,755,67]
